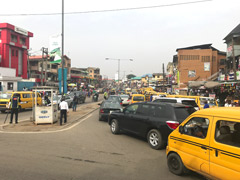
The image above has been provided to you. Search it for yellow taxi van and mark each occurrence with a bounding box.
[166,108,240,179]
[0,91,42,112]
[130,94,145,104]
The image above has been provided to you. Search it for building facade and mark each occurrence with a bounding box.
[177,44,226,87]
[29,55,71,85]
[0,23,33,79]
[87,67,101,79]
[223,23,240,80]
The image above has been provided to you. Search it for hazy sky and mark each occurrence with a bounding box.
[1,0,240,79]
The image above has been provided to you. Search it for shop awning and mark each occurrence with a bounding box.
[188,81,205,88]
[204,81,220,88]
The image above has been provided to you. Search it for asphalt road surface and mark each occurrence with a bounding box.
[0,107,205,180]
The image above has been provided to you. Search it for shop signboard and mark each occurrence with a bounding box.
[237,71,240,80]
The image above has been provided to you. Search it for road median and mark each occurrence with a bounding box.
[0,102,100,133]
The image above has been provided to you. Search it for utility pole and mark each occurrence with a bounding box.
[41,47,48,86]
[62,0,65,95]
[44,49,48,83]
[162,63,165,88]
[27,51,30,79]
[232,37,236,81]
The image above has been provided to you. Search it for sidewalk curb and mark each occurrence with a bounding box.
[0,106,100,133]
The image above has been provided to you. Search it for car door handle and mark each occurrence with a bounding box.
[201,146,207,150]
[215,149,218,157]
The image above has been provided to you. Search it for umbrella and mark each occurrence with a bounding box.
[68,83,77,87]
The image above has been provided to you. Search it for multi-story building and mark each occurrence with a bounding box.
[176,44,226,87]
[29,55,71,85]
[87,67,101,80]
[223,23,240,80]
[70,67,89,84]
[0,23,33,79]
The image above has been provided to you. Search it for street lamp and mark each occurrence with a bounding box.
[105,58,133,84]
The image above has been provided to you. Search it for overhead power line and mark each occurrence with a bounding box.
[0,0,212,17]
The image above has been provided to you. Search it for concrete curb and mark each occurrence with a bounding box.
[0,104,100,133]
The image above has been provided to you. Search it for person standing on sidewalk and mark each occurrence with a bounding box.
[72,93,78,112]
[59,96,69,125]
[9,94,19,124]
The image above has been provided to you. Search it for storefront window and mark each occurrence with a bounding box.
[11,34,17,43]
[7,82,13,90]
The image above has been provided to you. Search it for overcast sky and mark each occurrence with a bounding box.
[1,0,240,79]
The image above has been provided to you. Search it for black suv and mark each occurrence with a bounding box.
[108,102,195,150]
[69,91,86,104]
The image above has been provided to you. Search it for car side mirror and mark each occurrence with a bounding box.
[179,125,184,134]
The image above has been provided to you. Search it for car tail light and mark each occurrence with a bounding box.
[166,121,179,130]
[100,109,104,113]
[120,102,122,105]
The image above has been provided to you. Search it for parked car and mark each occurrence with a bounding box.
[153,97,199,110]
[53,94,73,109]
[69,91,86,104]
[98,100,123,121]
[107,95,122,105]
[167,108,240,179]
[108,102,195,150]
[120,94,130,106]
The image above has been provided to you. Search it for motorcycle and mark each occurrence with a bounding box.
[92,94,98,102]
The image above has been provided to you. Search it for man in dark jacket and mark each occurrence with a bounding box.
[10,94,19,124]
[72,93,78,112]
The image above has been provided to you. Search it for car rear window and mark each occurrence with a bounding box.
[133,96,144,101]
[182,100,198,107]
[174,107,195,121]
[154,99,177,103]
[103,103,121,109]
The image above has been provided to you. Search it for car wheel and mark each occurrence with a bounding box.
[1,110,6,113]
[167,153,187,175]
[78,99,81,104]
[110,119,120,134]
[69,102,73,108]
[147,129,164,150]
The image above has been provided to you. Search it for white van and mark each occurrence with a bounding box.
[153,97,199,110]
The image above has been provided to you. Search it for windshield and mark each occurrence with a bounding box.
[108,96,120,101]
[133,96,144,101]
[120,95,129,99]
[0,93,12,99]
[200,97,216,106]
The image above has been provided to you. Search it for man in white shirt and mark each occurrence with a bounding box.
[59,96,69,125]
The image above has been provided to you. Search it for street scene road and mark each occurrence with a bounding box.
[0,104,204,180]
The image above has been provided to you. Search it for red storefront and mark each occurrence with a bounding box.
[0,23,33,79]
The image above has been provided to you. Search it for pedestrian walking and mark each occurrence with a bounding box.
[72,93,78,112]
[59,96,69,125]
[9,94,19,124]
